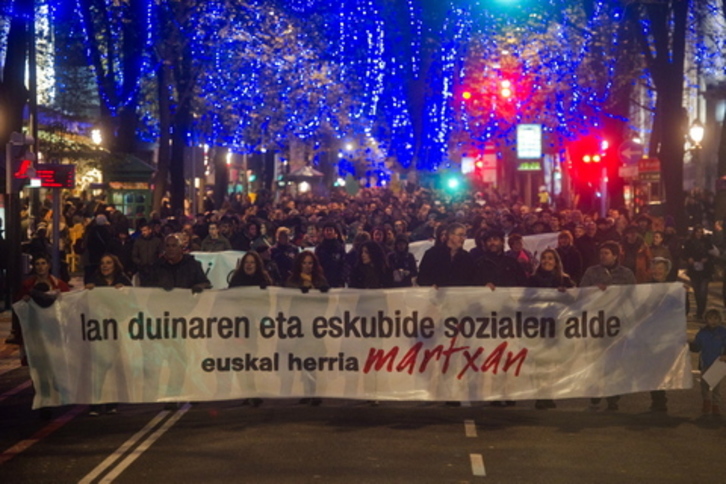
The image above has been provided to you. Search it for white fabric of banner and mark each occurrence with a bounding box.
[16,283,691,409]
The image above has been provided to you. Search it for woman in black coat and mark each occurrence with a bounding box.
[228,252,273,289]
[84,253,131,416]
[527,248,575,410]
[349,241,393,289]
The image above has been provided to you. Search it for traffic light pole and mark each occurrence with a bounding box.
[601,165,608,218]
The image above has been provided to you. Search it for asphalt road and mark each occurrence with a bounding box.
[1,286,725,484]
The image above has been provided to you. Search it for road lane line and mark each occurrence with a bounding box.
[0,405,86,465]
[464,419,477,438]
[470,453,486,477]
[0,380,32,403]
[99,403,191,483]
[78,410,172,484]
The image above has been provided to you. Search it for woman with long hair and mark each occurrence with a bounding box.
[528,248,575,410]
[84,253,131,416]
[528,248,575,290]
[227,251,273,408]
[85,254,132,289]
[228,251,273,288]
[286,251,329,291]
[349,241,393,289]
[285,251,328,406]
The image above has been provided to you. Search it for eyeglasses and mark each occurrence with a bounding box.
[451,232,467,238]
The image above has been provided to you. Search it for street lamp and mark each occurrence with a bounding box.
[91,128,103,146]
[689,121,704,148]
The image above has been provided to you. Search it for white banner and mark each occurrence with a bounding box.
[16,283,691,409]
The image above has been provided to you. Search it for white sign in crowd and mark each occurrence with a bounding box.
[16,282,691,409]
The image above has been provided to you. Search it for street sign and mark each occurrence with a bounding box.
[517,124,542,159]
[618,165,638,179]
[619,140,644,165]
[638,157,661,182]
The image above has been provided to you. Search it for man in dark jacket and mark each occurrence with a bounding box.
[315,222,347,287]
[474,228,527,407]
[148,234,211,292]
[474,229,527,289]
[580,241,636,412]
[132,223,162,286]
[270,226,299,284]
[417,222,475,287]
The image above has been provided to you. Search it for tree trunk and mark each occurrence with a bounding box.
[213,148,228,210]
[151,62,171,216]
[0,0,30,148]
[634,0,689,232]
[170,102,191,218]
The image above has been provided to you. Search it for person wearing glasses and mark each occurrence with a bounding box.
[417,222,475,288]
[417,222,475,407]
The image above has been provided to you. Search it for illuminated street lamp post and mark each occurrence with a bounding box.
[688,121,705,187]
[689,121,704,148]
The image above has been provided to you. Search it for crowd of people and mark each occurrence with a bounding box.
[3,184,726,416]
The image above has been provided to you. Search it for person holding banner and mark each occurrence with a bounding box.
[474,229,528,290]
[286,251,329,293]
[689,309,726,416]
[14,254,72,420]
[150,234,212,293]
[580,241,636,411]
[349,241,393,290]
[83,253,131,416]
[227,252,273,407]
[417,222,475,288]
[228,252,273,289]
[475,229,527,407]
[528,249,575,410]
[286,251,328,406]
[646,257,676,413]
[11,254,72,347]
[84,254,132,289]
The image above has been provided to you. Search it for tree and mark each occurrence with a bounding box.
[74,0,151,153]
[0,0,31,154]
[629,0,690,231]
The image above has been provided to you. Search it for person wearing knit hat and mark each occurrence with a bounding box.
[95,214,109,226]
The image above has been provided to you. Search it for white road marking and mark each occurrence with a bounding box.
[98,403,191,483]
[470,453,486,477]
[464,419,477,438]
[0,380,32,403]
[78,410,172,484]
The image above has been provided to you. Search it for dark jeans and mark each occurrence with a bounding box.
[689,273,709,319]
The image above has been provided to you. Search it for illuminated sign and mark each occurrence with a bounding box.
[517,161,542,172]
[35,164,76,188]
[517,124,542,159]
